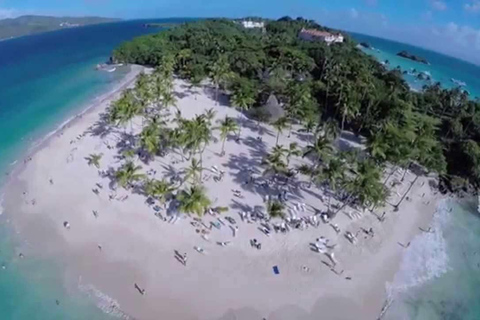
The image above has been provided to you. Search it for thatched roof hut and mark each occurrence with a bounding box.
[252,94,285,123]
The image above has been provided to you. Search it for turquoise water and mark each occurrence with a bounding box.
[350,32,480,97]
[1,22,480,319]
[0,19,172,320]
[348,34,480,319]
[384,198,480,319]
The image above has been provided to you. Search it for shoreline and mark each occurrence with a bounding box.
[1,73,445,320]
[2,65,144,186]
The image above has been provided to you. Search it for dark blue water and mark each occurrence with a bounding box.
[350,32,480,97]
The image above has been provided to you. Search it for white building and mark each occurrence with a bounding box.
[241,20,265,29]
[298,28,344,45]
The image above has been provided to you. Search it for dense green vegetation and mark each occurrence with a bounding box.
[111,17,480,199]
[0,15,119,40]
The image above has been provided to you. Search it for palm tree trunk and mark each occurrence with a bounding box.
[276,131,280,145]
[335,194,354,216]
[395,175,419,209]
[341,111,346,132]
[215,83,219,105]
[401,164,410,182]
[221,138,226,156]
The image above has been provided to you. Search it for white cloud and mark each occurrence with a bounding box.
[310,8,480,65]
[464,1,480,13]
[430,0,447,11]
[0,8,17,20]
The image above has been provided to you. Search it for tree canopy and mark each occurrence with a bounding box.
[113,17,480,194]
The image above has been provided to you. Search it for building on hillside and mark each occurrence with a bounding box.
[298,28,344,44]
[241,20,265,29]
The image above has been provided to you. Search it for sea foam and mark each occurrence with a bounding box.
[386,199,450,295]
[78,281,134,320]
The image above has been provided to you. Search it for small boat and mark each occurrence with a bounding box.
[106,67,116,73]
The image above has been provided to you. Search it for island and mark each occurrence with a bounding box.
[142,22,181,28]
[0,15,120,40]
[396,50,429,64]
[5,17,480,320]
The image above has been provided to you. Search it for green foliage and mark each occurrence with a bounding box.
[177,185,212,216]
[267,200,285,219]
[217,116,239,155]
[144,179,176,203]
[115,161,145,189]
[112,18,480,193]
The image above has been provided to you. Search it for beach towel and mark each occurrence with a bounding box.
[273,266,280,275]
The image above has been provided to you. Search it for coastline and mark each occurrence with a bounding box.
[1,72,444,320]
[2,65,144,185]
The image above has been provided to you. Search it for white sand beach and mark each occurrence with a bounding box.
[2,66,443,320]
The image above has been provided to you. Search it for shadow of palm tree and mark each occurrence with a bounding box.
[202,85,231,107]
[87,111,118,139]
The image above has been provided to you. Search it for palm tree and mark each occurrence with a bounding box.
[176,48,192,70]
[231,87,256,113]
[303,135,333,166]
[322,118,340,142]
[267,200,285,219]
[184,158,203,184]
[177,185,212,216]
[115,161,145,189]
[297,163,320,188]
[85,153,103,168]
[210,55,232,105]
[217,116,239,156]
[162,91,178,112]
[190,74,203,100]
[204,108,217,126]
[318,157,346,212]
[231,85,256,137]
[285,142,301,166]
[342,159,387,212]
[273,117,289,145]
[135,72,153,108]
[139,121,161,157]
[144,179,176,204]
[109,89,139,130]
[261,148,287,180]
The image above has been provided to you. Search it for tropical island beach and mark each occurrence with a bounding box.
[2,17,478,320]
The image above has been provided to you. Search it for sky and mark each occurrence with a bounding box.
[1,0,480,65]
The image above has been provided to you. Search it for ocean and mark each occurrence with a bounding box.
[350,32,480,97]
[348,33,480,320]
[0,19,172,320]
[0,22,479,320]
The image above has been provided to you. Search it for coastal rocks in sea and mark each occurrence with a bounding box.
[416,71,432,81]
[397,51,429,65]
[359,42,371,49]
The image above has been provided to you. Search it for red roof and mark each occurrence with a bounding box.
[300,28,338,37]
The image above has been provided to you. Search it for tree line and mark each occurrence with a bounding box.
[111,17,480,197]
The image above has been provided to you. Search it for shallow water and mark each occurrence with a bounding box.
[0,19,177,320]
[385,198,480,319]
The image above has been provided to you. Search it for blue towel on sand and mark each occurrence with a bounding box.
[273,266,280,275]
